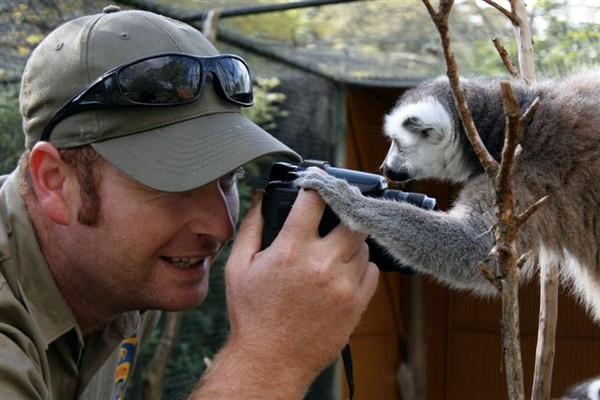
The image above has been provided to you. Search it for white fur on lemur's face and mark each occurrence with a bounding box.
[382,97,473,183]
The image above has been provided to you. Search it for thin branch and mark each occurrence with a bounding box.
[397,275,427,400]
[421,2,527,399]
[500,269,524,400]
[493,38,520,79]
[516,250,533,270]
[498,82,523,194]
[143,312,183,400]
[478,261,502,292]
[421,0,437,19]
[531,262,558,400]
[516,195,549,230]
[422,0,499,178]
[519,97,541,127]
[500,3,556,398]
[510,0,536,82]
[201,8,222,42]
[481,0,519,24]
[492,3,555,397]
[424,1,555,399]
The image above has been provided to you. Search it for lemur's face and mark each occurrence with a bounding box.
[381,97,472,184]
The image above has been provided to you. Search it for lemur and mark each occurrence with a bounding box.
[297,71,600,322]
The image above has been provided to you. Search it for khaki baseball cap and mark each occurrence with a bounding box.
[20,6,300,192]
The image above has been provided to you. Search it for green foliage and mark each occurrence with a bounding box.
[0,84,24,174]
[243,77,288,131]
[532,0,600,75]
[467,0,599,76]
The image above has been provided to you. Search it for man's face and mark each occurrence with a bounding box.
[64,158,240,314]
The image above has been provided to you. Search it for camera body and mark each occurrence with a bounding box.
[260,160,436,272]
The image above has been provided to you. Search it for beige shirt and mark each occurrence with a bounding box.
[1,168,159,399]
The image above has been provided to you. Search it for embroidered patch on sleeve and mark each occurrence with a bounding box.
[113,336,138,400]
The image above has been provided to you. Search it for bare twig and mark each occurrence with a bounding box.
[516,250,533,270]
[478,261,502,291]
[520,97,541,127]
[498,4,557,397]
[421,2,529,399]
[408,275,426,400]
[510,0,536,82]
[396,275,426,400]
[497,88,553,400]
[422,0,499,178]
[397,363,416,400]
[493,38,520,79]
[481,0,519,24]
[498,82,523,192]
[488,0,535,83]
[493,7,555,396]
[499,264,524,400]
[143,312,183,400]
[531,262,558,400]
[423,1,555,399]
[421,0,437,18]
[516,195,549,230]
[201,8,222,42]
[485,3,557,399]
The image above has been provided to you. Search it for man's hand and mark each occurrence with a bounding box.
[193,181,379,399]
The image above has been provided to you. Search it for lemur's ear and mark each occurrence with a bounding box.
[402,116,435,138]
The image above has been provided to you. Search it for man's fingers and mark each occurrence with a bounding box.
[230,190,264,261]
[358,261,380,303]
[278,185,326,241]
[327,224,369,261]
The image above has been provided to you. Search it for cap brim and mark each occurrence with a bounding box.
[92,112,301,192]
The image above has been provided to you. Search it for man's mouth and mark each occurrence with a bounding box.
[161,256,205,269]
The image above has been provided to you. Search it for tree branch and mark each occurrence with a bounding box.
[201,8,222,42]
[421,2,529,399]
[483,2,555,399]
[510,0,536,82]
[516,195,549,230]
[498,82,523,194]
[478,261,502,292]
[422,0,499,179]
[481,0,519,24]
[531,262,558,400]
[493,38,520,79]
[143,312,183,400]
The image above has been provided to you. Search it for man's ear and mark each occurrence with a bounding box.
[29,142,75,225]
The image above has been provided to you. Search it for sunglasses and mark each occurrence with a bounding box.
[40,53,254,142]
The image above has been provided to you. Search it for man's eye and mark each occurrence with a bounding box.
[219,167,245,189]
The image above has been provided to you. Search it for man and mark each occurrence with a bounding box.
[0,6,379,399]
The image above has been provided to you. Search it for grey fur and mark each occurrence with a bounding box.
[296,71,600,322]
[561,377,600,400]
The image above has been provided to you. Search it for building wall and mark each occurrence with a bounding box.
[342,85,600,399]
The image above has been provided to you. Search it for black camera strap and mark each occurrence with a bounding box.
[342,343,355,400]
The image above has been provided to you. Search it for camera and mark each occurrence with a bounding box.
[260,160,436,272]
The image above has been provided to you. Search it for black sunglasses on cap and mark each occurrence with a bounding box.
[40,53,254,142]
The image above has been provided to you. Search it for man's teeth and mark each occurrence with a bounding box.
[164,257,204,268]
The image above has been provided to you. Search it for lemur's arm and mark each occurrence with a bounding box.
[296,171,497,295]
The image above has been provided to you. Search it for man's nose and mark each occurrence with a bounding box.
[187,181,236,243]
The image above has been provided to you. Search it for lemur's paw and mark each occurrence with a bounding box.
[295,171,368,232]
[295,171,362,199]
[295,171,332,192]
